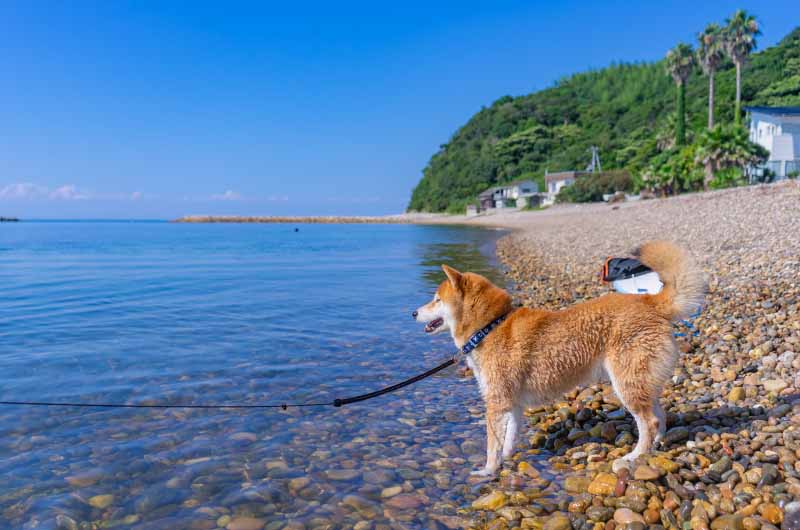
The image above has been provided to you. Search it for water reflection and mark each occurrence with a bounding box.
[417,228,508,289]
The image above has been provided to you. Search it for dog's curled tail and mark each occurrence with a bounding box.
[635,240,706,321]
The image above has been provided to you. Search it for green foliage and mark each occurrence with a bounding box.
[676,83,687,146]
[640,124,766,193]
[665,42,695,145]
[757,29,800,105]
[664,41,695,146]
[408,26,800,212]
[698,24,726,76]
[666,43,696,85]
[724,10,761,64]
[694,124,768,188]
[555,170,633,203]
[638,145,703,194]
[710,167,746,189]
[725,10,761,124]
[698,23,726,129]
[665,41,695,146]
[493,124,552,185]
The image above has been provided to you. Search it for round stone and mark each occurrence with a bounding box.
[614,508,645,525]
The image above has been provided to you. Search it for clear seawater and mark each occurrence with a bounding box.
[0,221,513,529]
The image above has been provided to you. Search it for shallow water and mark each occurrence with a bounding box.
[0,221,551,529]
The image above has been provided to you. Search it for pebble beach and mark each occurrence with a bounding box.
[459,181,800,530]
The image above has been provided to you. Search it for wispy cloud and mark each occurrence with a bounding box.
[1,182,289,204]
[0,182,49,199]
[210,189,243,201]
[48,185,89,200]
[0,182,90,200]
[0,182,146,201]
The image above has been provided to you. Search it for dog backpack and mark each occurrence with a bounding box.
[601,257,663,294]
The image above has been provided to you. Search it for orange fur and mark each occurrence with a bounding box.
[416,240,705,475]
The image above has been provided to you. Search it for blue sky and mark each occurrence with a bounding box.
[1,1,796,219]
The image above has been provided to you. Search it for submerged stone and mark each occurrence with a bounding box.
[472,491,508,511]
[587,472,617,495]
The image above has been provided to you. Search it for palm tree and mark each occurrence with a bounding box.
[724,10,760,125]
[695,124,768,190]
[665,43,695,146]
[697,24,725,129]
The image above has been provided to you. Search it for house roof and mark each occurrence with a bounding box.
[745,106,800,116]
[478,180,537,198]
[545,171,581,182]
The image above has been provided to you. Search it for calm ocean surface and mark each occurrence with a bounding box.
[0,221,518,529]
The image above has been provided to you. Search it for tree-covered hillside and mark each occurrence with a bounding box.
[408,27,800,213]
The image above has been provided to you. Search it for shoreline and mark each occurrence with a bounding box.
[172,213,454,224]
[174,182,800,230]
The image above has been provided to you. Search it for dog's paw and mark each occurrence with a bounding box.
[470,468,495,477]
[611,458,633,474]
[619,449,643,463]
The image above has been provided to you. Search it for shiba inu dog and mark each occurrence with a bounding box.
[414,241,705,476]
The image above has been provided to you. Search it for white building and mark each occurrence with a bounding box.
[477,180,540,210]
[543,171,582,205]
[746,106,800,178]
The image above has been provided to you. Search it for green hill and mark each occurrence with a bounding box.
[408,27,800,213]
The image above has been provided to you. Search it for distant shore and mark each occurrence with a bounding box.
[175,182,800,233]
[173,209,548,226]
[173,213,453,224]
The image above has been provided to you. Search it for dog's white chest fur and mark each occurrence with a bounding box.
[465,353,488,397]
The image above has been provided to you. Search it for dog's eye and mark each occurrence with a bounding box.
[434,297,441,303]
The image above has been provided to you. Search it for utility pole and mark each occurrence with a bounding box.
[587,146,602,173]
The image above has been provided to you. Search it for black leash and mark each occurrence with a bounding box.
[0,355,459,411]
[332,356,456,407]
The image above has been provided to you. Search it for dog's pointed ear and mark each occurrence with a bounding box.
[441,264,462,290]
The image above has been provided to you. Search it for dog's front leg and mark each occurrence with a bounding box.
[471,407,508,477]
[502,407,522,460]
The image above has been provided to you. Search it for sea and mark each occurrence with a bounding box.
[0,221,526,530]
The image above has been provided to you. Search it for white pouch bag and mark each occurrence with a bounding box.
[611,271,663,295]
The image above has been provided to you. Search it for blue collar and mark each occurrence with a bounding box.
[461,313,509,355]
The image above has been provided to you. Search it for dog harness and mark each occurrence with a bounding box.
[601,257,652,281]
[461,313,509,355]
[601,256,663,295]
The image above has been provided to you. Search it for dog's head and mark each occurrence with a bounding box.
[413,265,512,342]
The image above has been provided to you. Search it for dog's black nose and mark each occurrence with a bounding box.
[412,310,418,318]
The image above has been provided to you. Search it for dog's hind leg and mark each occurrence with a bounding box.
[501,406,522,460]
[625,407,660,461]
[653,399,667,445]
[605,348,671,462]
